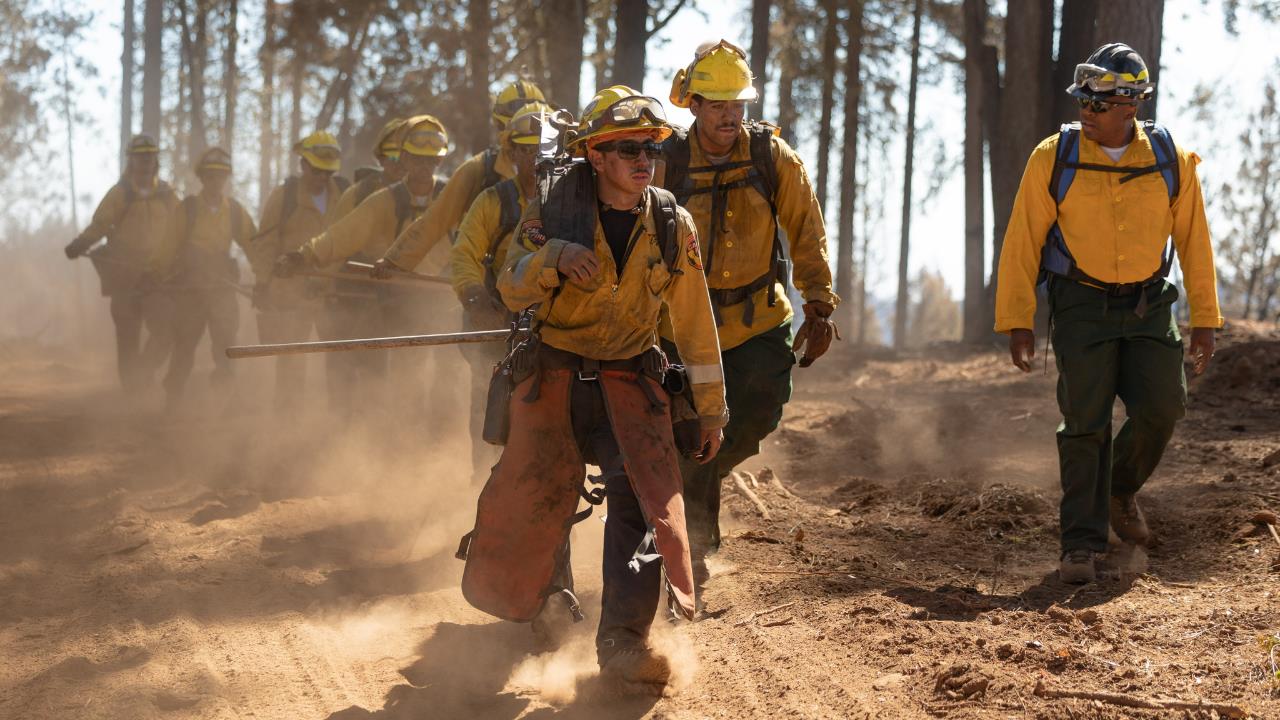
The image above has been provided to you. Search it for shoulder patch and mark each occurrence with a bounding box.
[685,233,704,271]
[520,219,547,248]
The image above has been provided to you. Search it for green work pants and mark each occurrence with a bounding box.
[1050,278,1186,554]
[674,320,795,560]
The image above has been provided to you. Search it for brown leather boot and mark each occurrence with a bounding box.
[1110,494,1151,545]
[1059,549,1096,584]
[599,646,671,694]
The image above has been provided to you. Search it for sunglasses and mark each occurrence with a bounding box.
[594,140,663,161]
[1076,96,1135,113]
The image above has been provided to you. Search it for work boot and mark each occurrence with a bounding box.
[599,646,671,695]
[1110,494,1151,546]
[1059,549,1096,584]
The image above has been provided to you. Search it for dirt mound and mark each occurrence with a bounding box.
[914,478,1052,533]
[1196,339,1280,395]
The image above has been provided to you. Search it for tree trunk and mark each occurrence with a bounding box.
[314,8,374,134]
[223,0,238,151]
[750,0,771,117]
[1054,0,1097,125]
[836,1,864,333]
[893,0,923,350]
[464,0,493,153]
[290,53,303,150]
[775,2,799,145]
[544,0,586,112]
[184,0,210,171]
[855,88,870,345]
[120,0,135,169]
[141,0,163,139]
[591,0,611,90]
[814,0,838,213]
[611,0,646,89]
[962,0,987,342]
[1095,0,1164,120]
[258,0,275,204]
[988,0,1054,295]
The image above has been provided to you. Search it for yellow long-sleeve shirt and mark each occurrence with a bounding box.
[299,183,429,268]
[251,177,345,306]
[382,146,515,271]
[76,178,180,274]
[498,188,729,429]
[450,180,527,298]
[655,124,838,350]
[331,174,386,223]
[157,195,258,283]
[995,120,1222,332]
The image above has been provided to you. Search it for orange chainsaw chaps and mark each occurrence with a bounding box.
[599,372,697,621]
[461,372,584,622]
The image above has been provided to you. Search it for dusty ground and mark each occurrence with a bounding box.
[1,322,1278,720]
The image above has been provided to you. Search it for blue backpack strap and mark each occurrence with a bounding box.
[1141,120,1180,205]
[1049,123,1081,205]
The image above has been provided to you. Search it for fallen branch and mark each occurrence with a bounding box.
[1267,522,1280,548]
[1033,679,1249,719]
[733,601,796,627]
[760,467,798,499]
[732,471,771,520]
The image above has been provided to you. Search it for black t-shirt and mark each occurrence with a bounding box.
[598,205,640,271]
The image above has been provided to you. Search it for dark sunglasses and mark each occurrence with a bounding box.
[1076,96,1135,114]
[594,140,663,160]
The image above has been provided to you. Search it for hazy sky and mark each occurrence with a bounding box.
[53,1,1280,304]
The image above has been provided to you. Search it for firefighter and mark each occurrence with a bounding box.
[660,40,840,595]
[250,131,347,410]
[275,116,450,414]
[459,86,727,694]
[994,43,1221,583]
[159,147,257,407]
[65,134,180,394]
[373,81,548,275]
[450,104,553,481]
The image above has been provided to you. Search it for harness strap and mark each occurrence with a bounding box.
[627,526,663,575]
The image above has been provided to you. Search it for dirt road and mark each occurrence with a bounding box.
[1,325,1277,719]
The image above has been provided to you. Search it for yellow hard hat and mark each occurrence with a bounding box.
[669,39,758,109]
[375,118,406,160]
[492,80,547,126]
[127,134,159,155]
[571,86,672,149]
[506,101,555,145]
[197,147,232,174]
[400,115,449,157]
[295,131,342,172]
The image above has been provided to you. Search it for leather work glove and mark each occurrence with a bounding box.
[64,236,94,259]
[273,250,308,279]
[792,300,839,368]
[369,258,401,280]
[461,284,507,323]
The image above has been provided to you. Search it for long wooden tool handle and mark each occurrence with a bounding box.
[226,329,509,359]
[343,260,452,285]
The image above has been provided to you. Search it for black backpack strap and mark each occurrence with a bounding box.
[483,180,524,293]
[389,181,414,238]
[648,186,681,273]
[281,176,299,230]
[230,198,247,243]
[661,127,692,202]
[333,175,352,194]
[481,147,501,191]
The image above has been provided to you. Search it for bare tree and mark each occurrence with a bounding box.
[120,0,135,168]
[223,0,239,150]
[1219,76,1280,319]
[463,0,493,154]
[611,0,647,88]
[258,0,275,203]
[893,0,923,350]
[141,0,162,139]
[751,0,771,116]
[962,0,986,342]
[774,0,800,146]
[814,0,838,213]
[1053,0,1098,125]
[179,0,210,172]
[1095,0,1163,120]
[836,1,866,332]
[543,0,587,111]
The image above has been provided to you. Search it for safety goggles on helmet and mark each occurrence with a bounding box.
[1072,62,1152,98]
[507,105,554,145]
[583,95,668,136]
[402,129,449,157]
[593,139,663,161]
[303,146,341,162]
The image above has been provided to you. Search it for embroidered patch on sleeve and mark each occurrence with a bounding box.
[685,233,704,271]
[520,219,547,248]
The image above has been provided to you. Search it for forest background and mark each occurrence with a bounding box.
[2,0,1279,350]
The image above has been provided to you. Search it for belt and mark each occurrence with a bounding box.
[538,345,666,382]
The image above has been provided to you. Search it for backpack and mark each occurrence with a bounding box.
[280,174,352,228]
[480,146,503,192]
[662,120,788,325]
[1039,120,1180,292]
[482,179,526,294]
[181,195,248,283]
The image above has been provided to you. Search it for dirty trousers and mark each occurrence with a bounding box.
[163,288,239,397]
[109,292,173,392]
[316,292,387,414]
[674,320,795,558]
[256,306,319,410]
[1050,279,1187,553]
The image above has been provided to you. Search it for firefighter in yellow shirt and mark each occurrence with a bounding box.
[251,131,347,409]
[374,81,548,275]
[658,40,839,586]
[275,116,450,413]
[450,104,548,482]
[460,87,726,694]
[994,44,1221,584]
[159,147,257,407]
[65,134,180,393]
[330,117,407,220]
